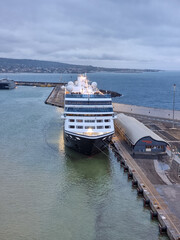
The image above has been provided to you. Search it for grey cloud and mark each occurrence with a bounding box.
[0,0,180,69]
[73,53,134,61]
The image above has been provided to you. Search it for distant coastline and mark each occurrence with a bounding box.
[0,57,161,74]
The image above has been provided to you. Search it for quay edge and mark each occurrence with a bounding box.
[111,130,180,240]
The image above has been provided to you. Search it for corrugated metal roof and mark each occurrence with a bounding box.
[116,113,168,145]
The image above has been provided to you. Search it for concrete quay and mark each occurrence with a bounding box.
[112,122,180,240]
[45,85,64,107]
[113,103,180,121]
[44,86,121,109]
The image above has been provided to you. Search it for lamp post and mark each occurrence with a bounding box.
[172,84,176,129]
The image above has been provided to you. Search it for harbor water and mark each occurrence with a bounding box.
[0,72,176,240]
[2,71,180,109]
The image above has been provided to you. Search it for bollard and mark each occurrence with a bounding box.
[120,160,125,166]
[117,156,121,162]
[132,180,138,187]
[143,198,150,207]
[159,224,167,234]
[124,166,129,172]
[150,210,158,220]
[128,172,133,179]
[137,188,143,196]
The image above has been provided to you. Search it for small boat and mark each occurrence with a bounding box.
[0,79,16,89]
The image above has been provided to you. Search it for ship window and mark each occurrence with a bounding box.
[105,125,111,129]
[69,119,74,122]
[76,126,83,129]
[65,107,113,112]
[65,101,112,105]
[97,119,103,123]
[97,126,103,129]
[85,120,95,123]
[69,125,75,128]
[85,126,95,129]
[104,119,110,122]
[76,119,83,122]
[66,114,113,117]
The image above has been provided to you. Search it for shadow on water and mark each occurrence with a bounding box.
[65,145,111,177]
[63,146,116,239]
[63,145,112,198]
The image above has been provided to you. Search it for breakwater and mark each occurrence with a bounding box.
[15,81,64,87]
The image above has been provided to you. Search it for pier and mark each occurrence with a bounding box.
[45,85,65,107]
[112,116,180,240]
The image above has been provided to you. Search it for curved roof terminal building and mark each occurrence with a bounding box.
[116,113,168,153]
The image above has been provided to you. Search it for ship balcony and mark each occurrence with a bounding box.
[64,107,114,113]
[66,94,111,98]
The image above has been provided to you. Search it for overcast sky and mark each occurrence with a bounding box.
[0,0,180,70]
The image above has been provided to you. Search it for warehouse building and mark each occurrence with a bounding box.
[116,114,168,153]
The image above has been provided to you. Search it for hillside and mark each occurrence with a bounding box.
[0,58,160,73]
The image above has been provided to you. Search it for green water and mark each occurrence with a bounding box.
[0,85,168,240]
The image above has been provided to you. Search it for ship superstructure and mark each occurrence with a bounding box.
[62,74,115,155]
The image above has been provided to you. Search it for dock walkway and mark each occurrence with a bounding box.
[113,103,180,121]
[113,124,180,240]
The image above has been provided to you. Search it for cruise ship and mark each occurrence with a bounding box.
[62,74,115,155]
